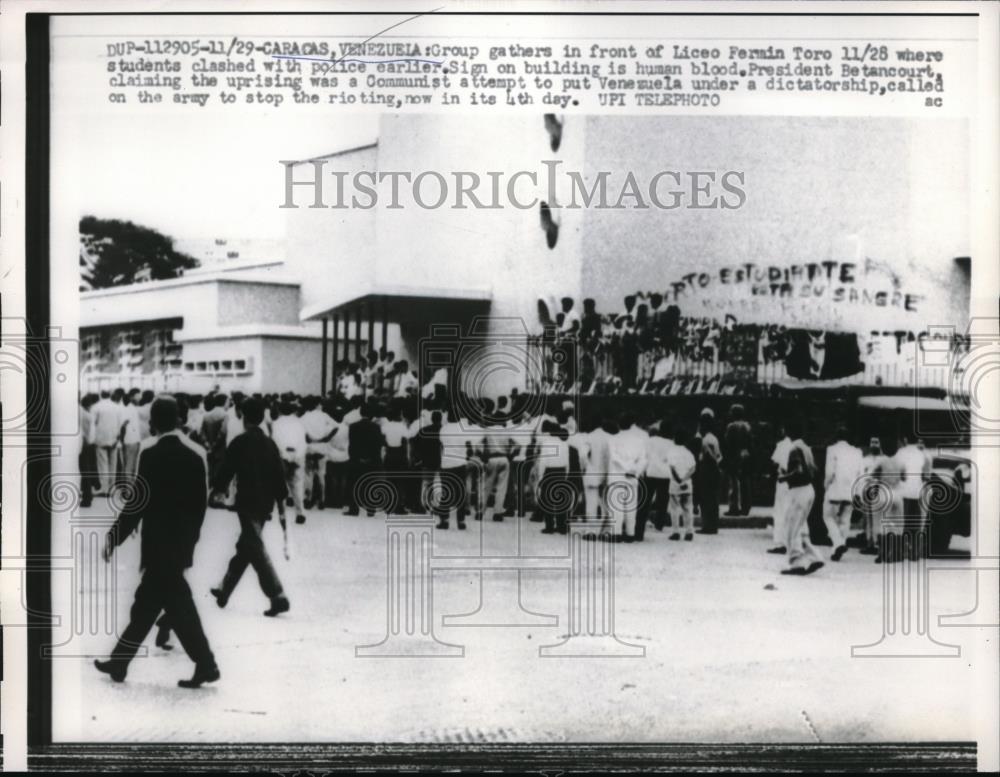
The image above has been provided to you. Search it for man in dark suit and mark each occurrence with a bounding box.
[95,395,220,689]
[210,397,290,617]
[344,404,384,516]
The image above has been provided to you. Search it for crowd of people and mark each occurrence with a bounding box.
[530,293,941,395]
[82,381,946,689]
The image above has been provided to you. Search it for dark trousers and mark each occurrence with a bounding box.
[111,565,215,670]
[220,512,284,600]
[537,468,569,532]
[346,459,379,514]
[383,446,408,514]
[646,476,671,530]
[325,460,348,508]
[699,468,721,532]
[79,443,97,505]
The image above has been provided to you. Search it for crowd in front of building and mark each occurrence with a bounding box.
[79,380,941,577]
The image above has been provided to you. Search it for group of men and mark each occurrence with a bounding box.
[85,379,935,689]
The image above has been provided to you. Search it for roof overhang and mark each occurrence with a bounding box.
[300,284,492,326]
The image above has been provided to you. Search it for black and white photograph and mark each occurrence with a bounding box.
[1,1,998,772]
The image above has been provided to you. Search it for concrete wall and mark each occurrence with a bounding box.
[259,337,323,394]
[580,116,970,333]
[283,145,378,313]
[217,281,301,326]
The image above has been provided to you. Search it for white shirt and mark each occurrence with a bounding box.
[482,425,511,457]
[771,437,793,473]
[271,415,307,461]
[302,408,336,442]
[645,436,674,479]
[536,433,570,471]
[825,440,864,501]
[439,421,470,470]
[395,371,419,397]
[91,398,123,447]
[327,423,350,463]
[380,419,409,449]
[225,407,245,446]
[609,426,648,477]
[667,443,697,492]
[587,427,612,478]
[120,403,142,445]
[895,444,929,499]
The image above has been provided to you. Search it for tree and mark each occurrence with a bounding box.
[79,216,199,291]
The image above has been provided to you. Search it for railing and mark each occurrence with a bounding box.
[526,335,961,394]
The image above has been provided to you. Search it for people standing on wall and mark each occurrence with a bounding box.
[695,408,723,535]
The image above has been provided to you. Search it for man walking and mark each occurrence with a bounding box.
[95,396,220,689]
[780,418,824,576]
[211,398,291,617]
[768,425,793,554]
[823,425,864,561]
[271,400,308,525]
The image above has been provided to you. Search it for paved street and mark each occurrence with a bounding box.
[52,502,981,743]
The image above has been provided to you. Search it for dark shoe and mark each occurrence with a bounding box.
[684,534,693,541]
[295,514,306,525]
[367,511,376,517]
[474,513,483,521]
[623,535,635,544]
[767,546,787,555]
[457,521,467,530]
[781,567,808,576]
[264,595,290,617]
[669,533,681,541]
[804,561,825,575]
[492,514,504,522]
[344,509,359,516]
[210,587,229,609]
[529,515,543,523]
[557,527,568,535]
[178,664,220,689]
[94,659,126,683]
[540,527,556,534]
[831,545,847,562]
[696,529,718,535]
[80,500,93,508]
[436,521,449,530]
[860,546,878,556]
[155,626,174,651]
[874,555,883,564]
